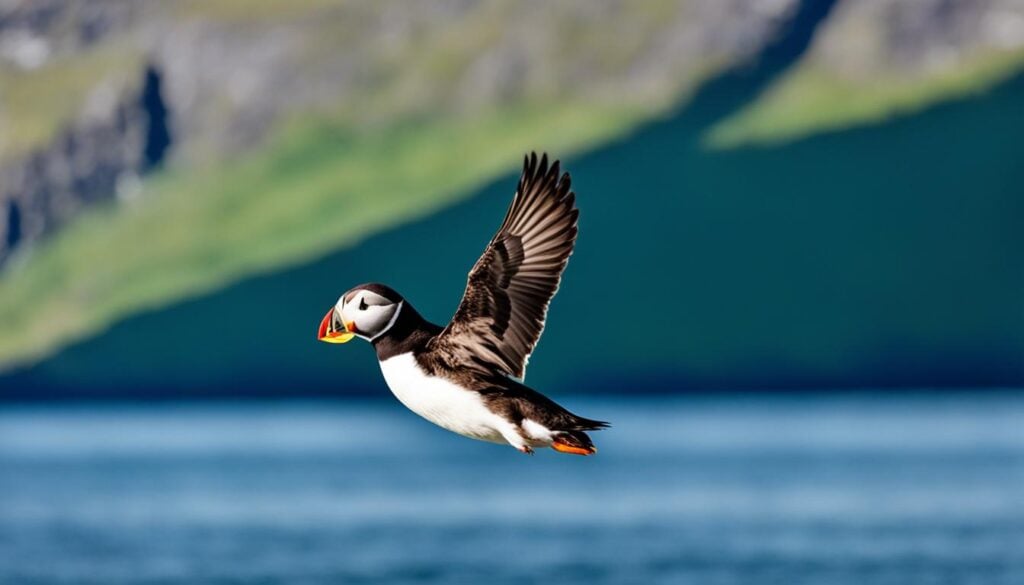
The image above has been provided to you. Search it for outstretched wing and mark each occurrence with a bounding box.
[432,152,578,379]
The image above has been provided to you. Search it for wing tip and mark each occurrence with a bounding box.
[519,151,575,205]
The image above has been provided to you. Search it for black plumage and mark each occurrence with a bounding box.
[429,152,579,379]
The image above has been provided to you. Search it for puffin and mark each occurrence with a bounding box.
[317,152,608,455]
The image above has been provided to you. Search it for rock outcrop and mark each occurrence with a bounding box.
[0,0,800,264]
[5,1,1024,264]
[708,0,1024,145]
[0,67,163,262]
[811,0,1024,80]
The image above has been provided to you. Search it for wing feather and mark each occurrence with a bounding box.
[430,152,579,379]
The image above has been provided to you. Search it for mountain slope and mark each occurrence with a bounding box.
[708,0,1024,146]
[0,0,799,372]
[3,0,1023,385]
[6,70,1023,398]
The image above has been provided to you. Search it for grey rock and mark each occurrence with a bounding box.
[0,0,801,263]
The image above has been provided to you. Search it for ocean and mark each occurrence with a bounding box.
[1,392,1022,584]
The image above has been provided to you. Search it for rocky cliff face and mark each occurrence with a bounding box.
[0,0,799,265]
[0,0,1021,384]
[0,68,162,263]
[708,0,1024,145]
[2,0,1022,267]
[0,0,149,263]
[812,0,1024,80]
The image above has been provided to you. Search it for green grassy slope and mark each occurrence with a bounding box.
[11,71,1023,396]
[0,46,142,163]
[705,0,1024,148]
[4,0,746,372]
[0,102,647,370]
[7,0,1023,378]
[707,49,1024,148]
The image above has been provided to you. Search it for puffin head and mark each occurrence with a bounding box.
[318,283,404,344]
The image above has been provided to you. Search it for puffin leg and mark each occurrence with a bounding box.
[497,424,533,454]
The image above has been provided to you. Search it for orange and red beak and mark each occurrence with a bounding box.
[318,308,356,344]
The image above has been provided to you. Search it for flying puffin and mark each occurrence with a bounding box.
[317,152,608,455]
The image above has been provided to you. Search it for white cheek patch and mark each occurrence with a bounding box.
[338,292,374,339]
[369,301,403,341]
[335,290,403,341]
[353,305,387,339]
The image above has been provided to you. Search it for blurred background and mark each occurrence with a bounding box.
[0,1,1022,583]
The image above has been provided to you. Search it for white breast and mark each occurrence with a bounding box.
[378,352,510,444]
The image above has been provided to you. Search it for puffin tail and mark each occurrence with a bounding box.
[551,430,598,456]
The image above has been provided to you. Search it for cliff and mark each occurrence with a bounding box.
[0,0,1022,377]
[0,0,796,264]
[709,0,1024,145]
[0,0,798,370]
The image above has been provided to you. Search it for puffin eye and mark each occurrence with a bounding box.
[359,298,368,311]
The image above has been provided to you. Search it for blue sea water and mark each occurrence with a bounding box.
[1,393,1022,584]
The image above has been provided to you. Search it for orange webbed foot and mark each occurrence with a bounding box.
[551,440,596,456]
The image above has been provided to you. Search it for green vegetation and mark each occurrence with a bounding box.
[10,1,1023,377]
[706,49,1024,148]
[0,1,716,372]
[0,101,646,370]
